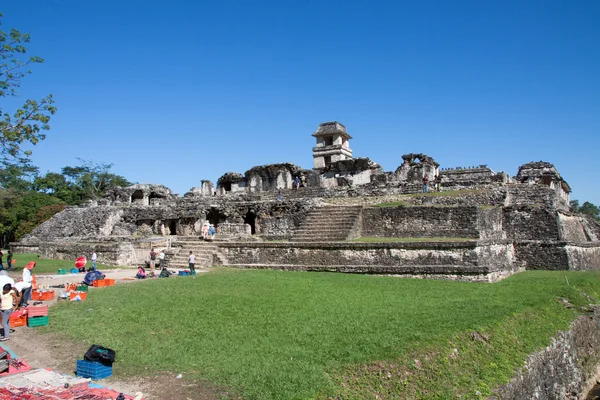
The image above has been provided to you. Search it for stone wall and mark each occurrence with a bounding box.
[477,207,506,240]
[492,311,600,400]
[558,212,600,242]
[503,206,560,241]
[361,206,480,238]
[217,240,518,282]
[566,243,600,271]
[513,241,570,270]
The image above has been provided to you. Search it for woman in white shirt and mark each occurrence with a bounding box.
[19,262,35,307]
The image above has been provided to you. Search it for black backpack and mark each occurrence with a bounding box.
[84,344,116,365]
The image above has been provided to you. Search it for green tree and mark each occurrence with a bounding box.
[0,12,56,164]
[61,159,132,201]
[570,200,600,221]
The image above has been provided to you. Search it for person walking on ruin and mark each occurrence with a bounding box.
[422,175,429,193]
[0,283,18,341]
[294,176,300,190]
[278,189,283,201]
[188,251,195,273]
[149,248,157,270]
[202,222,209,240]
[90,250,97,271]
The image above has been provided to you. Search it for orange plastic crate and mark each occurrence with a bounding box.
[9,309,28,328]
[31,290,55,301]
[104,278,115,286]
[69,291,87,301]
[92,279,106,287]
[65,284,77,292]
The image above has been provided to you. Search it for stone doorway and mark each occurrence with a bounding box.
[168,220,177,235]
[244,211,256,234]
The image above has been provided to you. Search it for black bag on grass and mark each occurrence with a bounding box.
[84,344,116,365]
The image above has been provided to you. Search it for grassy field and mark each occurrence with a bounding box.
[7,253,119,275]
[45,269,600,399]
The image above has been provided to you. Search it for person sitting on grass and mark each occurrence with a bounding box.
[158,266,171,278]
[136,266,146,279]
[0,283,18,341]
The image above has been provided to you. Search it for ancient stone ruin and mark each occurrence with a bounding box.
[12,121,600,281]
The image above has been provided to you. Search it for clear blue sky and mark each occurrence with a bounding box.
[3,1,599,203]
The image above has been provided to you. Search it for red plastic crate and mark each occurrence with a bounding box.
[104,278,115,286]
[27,304,49,317]
[9,313,27,328]
[31,290,55,301]
[92,279,106,287]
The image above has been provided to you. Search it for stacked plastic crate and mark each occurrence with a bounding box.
[27,304,49,327]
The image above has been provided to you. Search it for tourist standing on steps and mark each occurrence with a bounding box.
[202,222,209,240]
[422,175,429,193]
[149,248,157,270]
[0,283,18,341]
[188,251,195,273]
[19,262,35,307]
[159,249,165,268]
[90,250,97,271]
[294,176,300,189]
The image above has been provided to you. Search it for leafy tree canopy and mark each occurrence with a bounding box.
[570,200,600,221]
[0,12,56,164]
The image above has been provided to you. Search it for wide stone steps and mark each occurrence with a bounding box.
[291,205,362,242]
[168,239,220,267]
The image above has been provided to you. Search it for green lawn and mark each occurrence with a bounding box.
[45,269,600,399]
[7,253,119,275]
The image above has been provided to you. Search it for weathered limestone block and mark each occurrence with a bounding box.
[492,310,600,399]
[362,206,480,238]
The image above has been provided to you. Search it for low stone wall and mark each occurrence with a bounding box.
[11,240,141,266]
[492,310,600,399]
[513,241,600,271]
[361,206,480,238]
[217,240,518,282]
[566,243,600,271]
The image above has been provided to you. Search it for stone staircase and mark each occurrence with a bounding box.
[291,205,363,242]
[168,236,221,268]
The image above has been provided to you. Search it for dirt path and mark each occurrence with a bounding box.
[6,268,230,400]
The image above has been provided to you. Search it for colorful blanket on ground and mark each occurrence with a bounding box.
[0,383,137,399]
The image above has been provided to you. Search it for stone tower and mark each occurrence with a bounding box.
[312,121,353,169]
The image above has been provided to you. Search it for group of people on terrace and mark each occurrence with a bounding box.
[422,175,442,193]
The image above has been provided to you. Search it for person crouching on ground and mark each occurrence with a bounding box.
[136,266,146,279]
[0,283,18,341]
[19,262,35,307]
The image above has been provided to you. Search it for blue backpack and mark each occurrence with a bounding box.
[83,271,105,285]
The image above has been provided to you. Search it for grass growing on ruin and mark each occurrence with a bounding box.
[8,253,119,275]
[350,237,476,243]
[45,269,600,399]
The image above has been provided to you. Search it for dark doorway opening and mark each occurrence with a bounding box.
[223,183,232,192]
[169,221,177,235]
[244,211,256,234]
[131,190,144,204]
[206,208,226,227]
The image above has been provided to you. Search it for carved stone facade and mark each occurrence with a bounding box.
[11,120,594,281]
